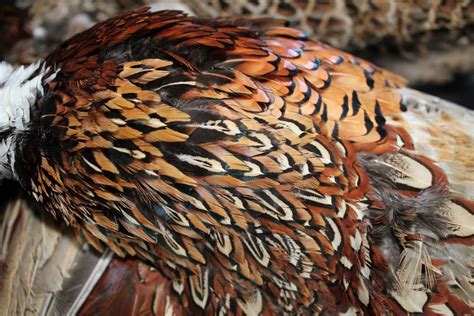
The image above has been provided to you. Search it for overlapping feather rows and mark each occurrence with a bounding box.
[2,8,472,315]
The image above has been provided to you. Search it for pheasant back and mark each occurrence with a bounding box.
[12,8,473,315]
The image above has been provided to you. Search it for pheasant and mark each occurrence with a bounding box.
[0,7,472,315]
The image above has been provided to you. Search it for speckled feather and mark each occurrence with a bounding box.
[13,8,472,315]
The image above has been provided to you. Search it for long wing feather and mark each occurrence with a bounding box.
[0,198,112,316]
[40,248,112,316]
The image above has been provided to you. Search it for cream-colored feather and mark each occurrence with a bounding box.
[395,88,474,199]
[384,88,474,310]
[0,198,111,316]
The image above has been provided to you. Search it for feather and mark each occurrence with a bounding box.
[392,88,474,198]
[40,248,113,316]
[0,198,112,316]
[360,131,473,312]
[0,8,472,315]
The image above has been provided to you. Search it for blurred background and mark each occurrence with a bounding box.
[1,0,473,108]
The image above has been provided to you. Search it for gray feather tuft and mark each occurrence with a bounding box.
[360,152,472,301]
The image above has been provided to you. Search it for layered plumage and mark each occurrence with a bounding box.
[2,8,472,315]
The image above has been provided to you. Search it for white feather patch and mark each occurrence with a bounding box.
[390,288,428,313]
[326,218,342,249]
[0,61,53,180]
[357,277,370,305]
[428,303,454,316]
[446,200,474,237]
[237,290,263,316]
[0,61,45,131]
[176,154,226,173]
[310,140,333,164]
[0,136,14,179]
[338,306,358,315]
[340,256,353,269]
[350,230,362,252]
[383,153,433,189]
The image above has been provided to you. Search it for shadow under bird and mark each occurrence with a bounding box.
[0,7,472,315]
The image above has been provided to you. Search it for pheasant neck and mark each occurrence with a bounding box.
[0,61,48,180]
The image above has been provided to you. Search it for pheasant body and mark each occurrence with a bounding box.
[0,8,472,315]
